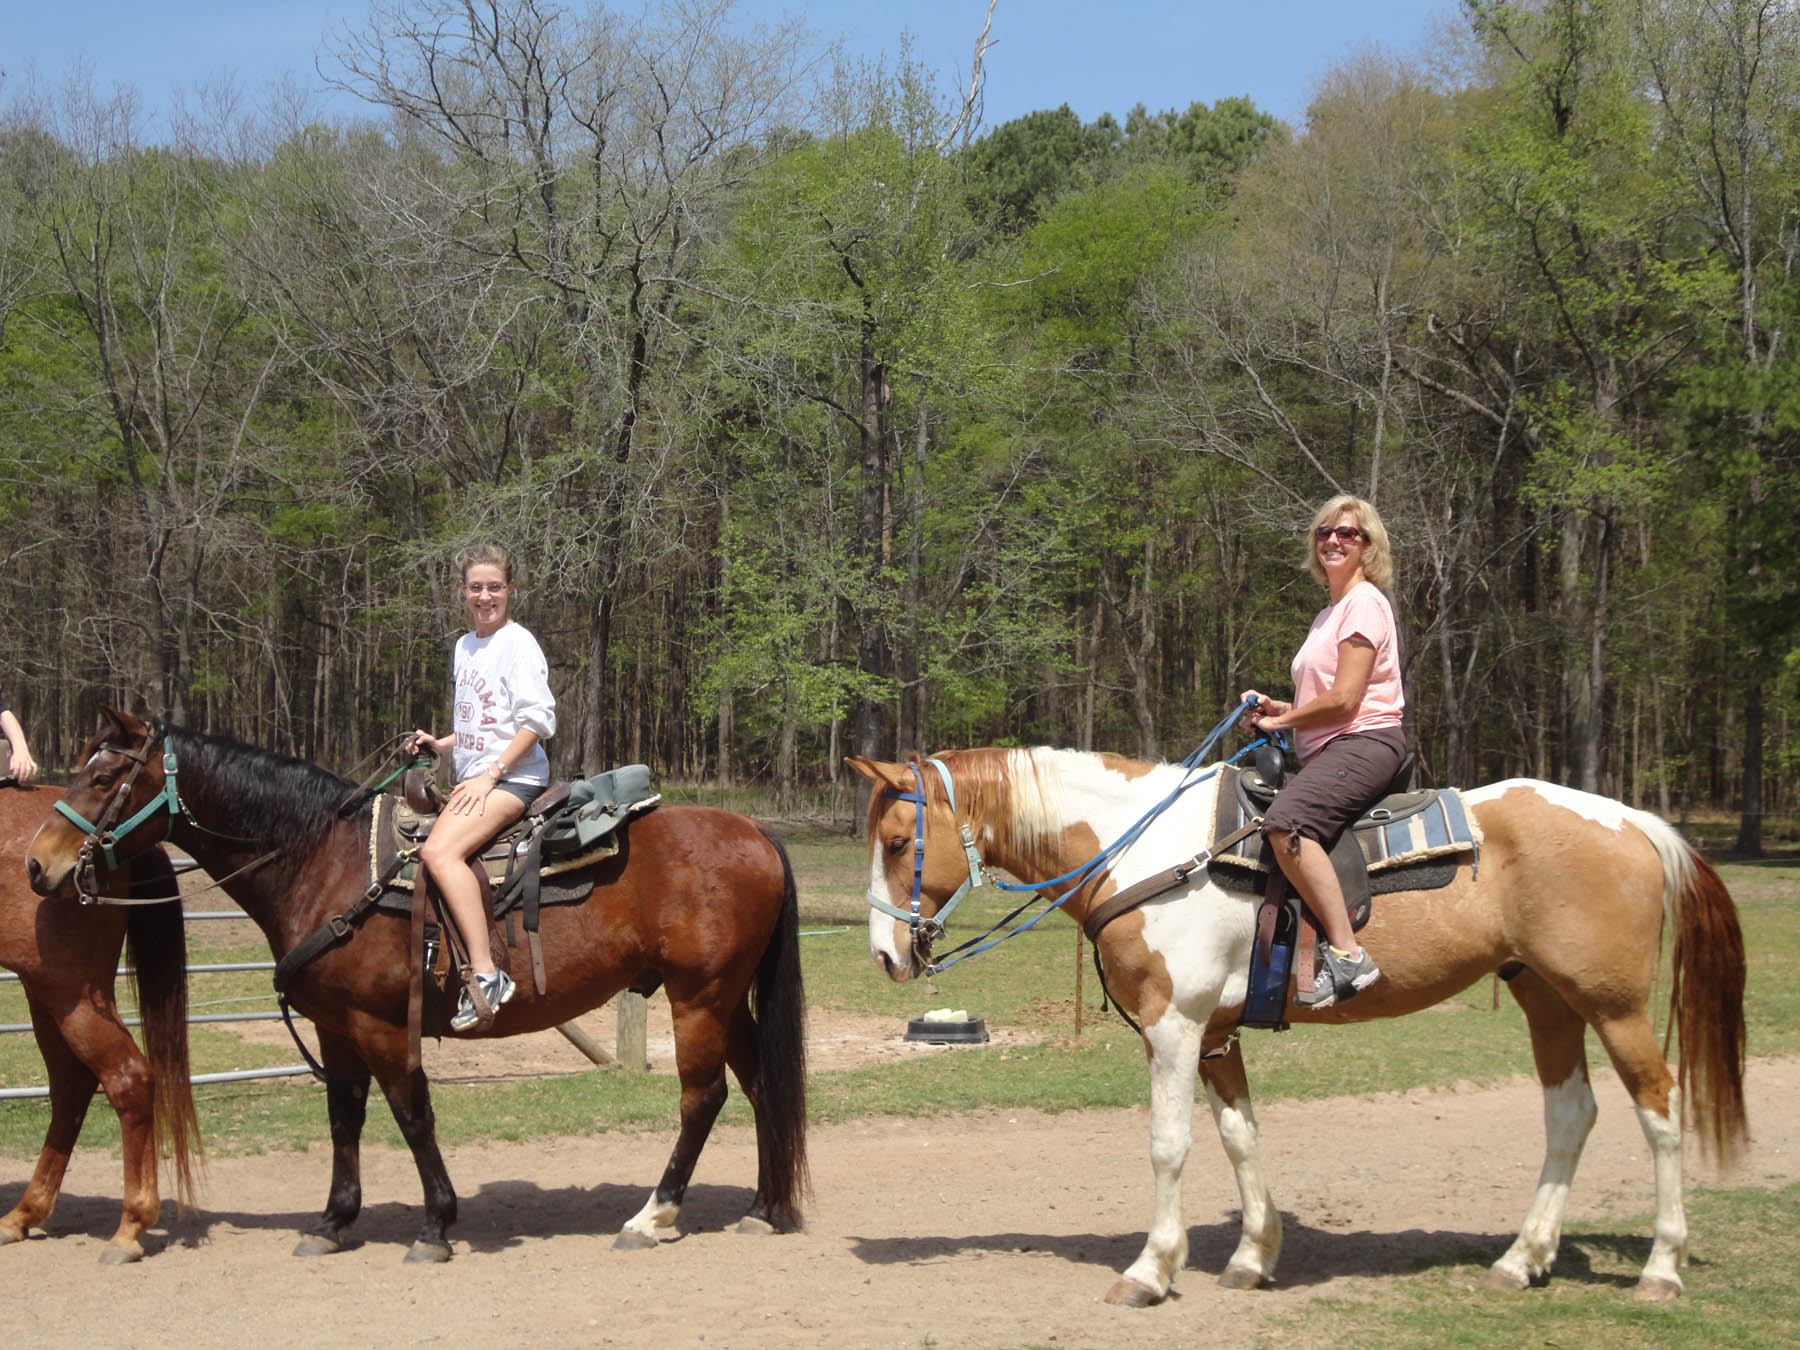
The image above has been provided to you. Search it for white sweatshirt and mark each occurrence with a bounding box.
[449,621,556,785]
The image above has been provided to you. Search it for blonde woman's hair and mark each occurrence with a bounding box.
[1307,496,1393,589]
[455,543,518,586]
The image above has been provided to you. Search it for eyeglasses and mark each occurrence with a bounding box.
[1313,525,1366,545]
[464,582,510,595]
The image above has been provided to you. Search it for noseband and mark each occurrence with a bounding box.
[53,727,185,899]
[864,758,988,958]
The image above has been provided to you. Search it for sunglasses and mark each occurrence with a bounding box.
[1314,525,1366,544]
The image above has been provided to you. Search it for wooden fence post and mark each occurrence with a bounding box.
[616,991,649,1071]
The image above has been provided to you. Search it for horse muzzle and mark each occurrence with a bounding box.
[24,826,80,899]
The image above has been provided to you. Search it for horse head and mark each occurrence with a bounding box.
[26,708,169,900]
[847,754,991,983]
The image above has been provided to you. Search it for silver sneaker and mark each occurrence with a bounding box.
[1297,944,1379,1010]
[450,968,516,1032]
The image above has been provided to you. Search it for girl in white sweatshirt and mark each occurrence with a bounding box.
[408,544,557,1031]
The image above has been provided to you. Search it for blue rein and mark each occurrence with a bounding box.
[868,699,1282,974]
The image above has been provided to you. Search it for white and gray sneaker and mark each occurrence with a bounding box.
[450,968,516,1032]
[1297,944,1379,1010]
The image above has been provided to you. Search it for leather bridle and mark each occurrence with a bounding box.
[53,726,186,901]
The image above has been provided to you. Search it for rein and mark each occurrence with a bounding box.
[868,699,1277,976]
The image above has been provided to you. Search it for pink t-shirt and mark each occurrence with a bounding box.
[1289,581,1405,762]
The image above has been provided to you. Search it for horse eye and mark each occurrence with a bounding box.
[885,836,908,856]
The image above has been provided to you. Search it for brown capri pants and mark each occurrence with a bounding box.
[1261,725,1408,854]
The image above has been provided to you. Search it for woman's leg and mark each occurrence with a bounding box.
[1259,729,1404,998]
[1264,829,1359,954]
[417,793,528,973]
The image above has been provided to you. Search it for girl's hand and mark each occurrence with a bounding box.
[446,774,494,816]
[8,747,36,783]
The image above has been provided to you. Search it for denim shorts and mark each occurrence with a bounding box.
[1260,726,1407,852]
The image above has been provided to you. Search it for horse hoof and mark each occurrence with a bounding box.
[0,1227,24,1248]
[735,1215,777,1237]
[1483,1265,1529,1291]
[1103,1277,1164,1308]
[1217,1264,1264,1290]
[292,1234,342,1258]
[98,1243,143,1266]
[404,1240,452,1264]
[612,1229,659,1251]
[1634,1276,1682,1303]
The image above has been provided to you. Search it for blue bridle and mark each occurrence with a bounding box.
[864,758,988,948]
[53,727,186,880]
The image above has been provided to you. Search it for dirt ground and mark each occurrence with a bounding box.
[6,1002,1798,1350]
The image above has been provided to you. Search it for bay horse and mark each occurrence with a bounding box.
[26,709,807,1261]
[0,782,198,1262]
[849,748,1748,1305]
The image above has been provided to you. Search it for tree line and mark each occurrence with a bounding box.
[1,0,1795,846]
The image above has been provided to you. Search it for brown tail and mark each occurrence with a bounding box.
[751,827,809,1228]
[1668,847,1749,1167]
[126,850,203,1206]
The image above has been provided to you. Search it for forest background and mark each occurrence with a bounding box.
[1,0,1796,848]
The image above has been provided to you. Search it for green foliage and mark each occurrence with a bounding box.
[1,0,1798,809]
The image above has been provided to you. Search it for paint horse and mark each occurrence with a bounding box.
[27,709,807,1261]
[850,748,1747,1305]
[0,782,197,1262]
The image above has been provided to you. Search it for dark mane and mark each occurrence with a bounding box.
[165,722,362,847]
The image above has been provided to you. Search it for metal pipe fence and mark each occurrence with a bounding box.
[0,907,312,1100]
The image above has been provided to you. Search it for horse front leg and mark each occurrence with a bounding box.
[1198,1036,1282,1288]
[1106,1012,1204,1307]
[367,1043,458,1263]
[293,1031,373,1258]
[615,1004,729,1249]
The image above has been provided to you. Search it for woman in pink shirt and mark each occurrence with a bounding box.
[1240,495,1406,1008]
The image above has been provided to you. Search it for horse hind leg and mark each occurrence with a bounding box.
[1198,1038,1282,1289]
[3,994,158,1265]
[0,1001,102,1250]
[1589,1010,1685,1301]
[615,1002,730,1249]
[1487,969,1598,1292]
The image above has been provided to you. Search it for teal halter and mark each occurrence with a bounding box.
[54,728,185,880]
[864,758,989,949]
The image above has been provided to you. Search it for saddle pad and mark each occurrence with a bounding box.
[1209,769,1482,876]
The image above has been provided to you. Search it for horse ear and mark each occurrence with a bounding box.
[844,756,908,792]
[96,707,148,743]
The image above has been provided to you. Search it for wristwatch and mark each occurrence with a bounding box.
[487,761,506,782]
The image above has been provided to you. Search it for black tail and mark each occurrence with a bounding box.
[751,826,809,1229]
[125,849,203,1206]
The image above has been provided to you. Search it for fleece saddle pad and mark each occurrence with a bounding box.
[1205,764,1482,898]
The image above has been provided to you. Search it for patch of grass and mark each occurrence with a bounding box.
[1248,1182,1800,1349]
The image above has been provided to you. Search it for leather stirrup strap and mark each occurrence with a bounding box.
[407,871,426,1074]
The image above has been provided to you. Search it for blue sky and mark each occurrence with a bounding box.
[6,1,1455,134]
